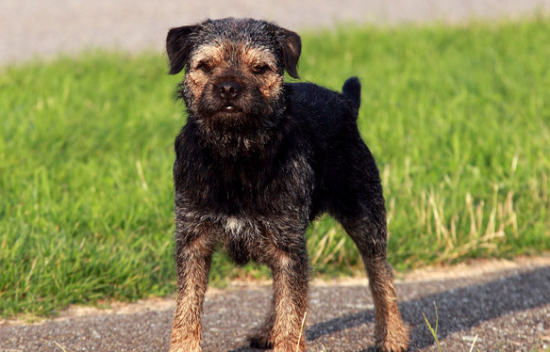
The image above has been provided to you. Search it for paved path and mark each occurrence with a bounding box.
[2,258,550,351]
[2,0,550,65]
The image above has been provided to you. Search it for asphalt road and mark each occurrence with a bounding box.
[2,259,550,352]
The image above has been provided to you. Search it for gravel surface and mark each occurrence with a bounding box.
[2,0,550,65]
[2,258,550,351]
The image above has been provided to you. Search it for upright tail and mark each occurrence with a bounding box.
[342,76,361,112]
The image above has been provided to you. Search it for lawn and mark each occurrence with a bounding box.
[1,18,549,318]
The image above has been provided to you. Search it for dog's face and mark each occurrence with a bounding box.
[166,18,301,130]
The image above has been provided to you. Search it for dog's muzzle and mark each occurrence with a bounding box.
[217,81,242,111]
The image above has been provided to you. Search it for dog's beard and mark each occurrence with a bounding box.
[196,88,277,130]
[194,112,282,158]
[183,86,284,158]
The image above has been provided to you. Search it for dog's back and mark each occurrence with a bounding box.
[285,78,360,139]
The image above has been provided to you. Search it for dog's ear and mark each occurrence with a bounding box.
[278,28,301,79]
[166,25,198,75]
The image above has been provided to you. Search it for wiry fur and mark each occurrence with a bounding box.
[165,17,411,352]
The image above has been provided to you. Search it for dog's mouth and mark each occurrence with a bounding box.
[223,104,237,112]
[218,103,244,115]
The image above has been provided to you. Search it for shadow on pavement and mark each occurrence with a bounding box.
[306,265,550,351]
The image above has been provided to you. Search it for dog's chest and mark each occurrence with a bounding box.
[182,149,314,215]
[218,215,271,265]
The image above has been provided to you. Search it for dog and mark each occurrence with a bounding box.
[165,17,411,352]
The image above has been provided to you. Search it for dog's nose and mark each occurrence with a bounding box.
[217,81,241,100]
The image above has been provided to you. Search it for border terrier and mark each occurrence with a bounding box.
[166,18,411,352]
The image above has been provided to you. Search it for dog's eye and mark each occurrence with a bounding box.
[197,61,213,73]
[252,64,269,74]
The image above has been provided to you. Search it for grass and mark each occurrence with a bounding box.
[1,18,550,318]
[423,302,443,351]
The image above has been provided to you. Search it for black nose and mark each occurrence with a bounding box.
[217,81,241,100]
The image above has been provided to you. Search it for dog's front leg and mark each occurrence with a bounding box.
[169,221,215,352]
[267,239,310,352]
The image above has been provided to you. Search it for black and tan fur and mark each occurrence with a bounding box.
[165,17,411,352]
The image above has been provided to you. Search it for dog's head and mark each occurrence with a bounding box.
[166,18,301,129]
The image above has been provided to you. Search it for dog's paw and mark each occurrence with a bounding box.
[168,345,202,352]
[367,345,420,352]
[249,332,273,349]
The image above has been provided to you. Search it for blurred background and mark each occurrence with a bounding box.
[2,0,550,64]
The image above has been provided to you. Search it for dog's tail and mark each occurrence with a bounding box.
[342,76,361,112]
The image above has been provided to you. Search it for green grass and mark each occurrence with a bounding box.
[1,18,550,318]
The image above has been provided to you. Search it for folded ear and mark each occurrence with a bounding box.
[278,28,301,79]
[166,25,198,75]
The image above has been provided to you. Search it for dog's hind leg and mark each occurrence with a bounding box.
[338,204,410,352]
[249,297,276,349]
